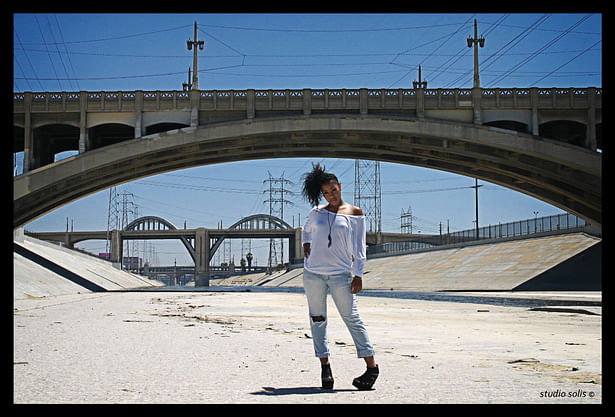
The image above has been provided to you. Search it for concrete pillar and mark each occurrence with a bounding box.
[23,92,33,173]
[63,232,74,249]
[294,228,303,261]
[135,91,143,138]
[190,89,200,128]
[530,88,539,135]
[111,229,123,269]
[471,87,482,125]
[247,89,255,119]
[586,87,597,150]
[415,88,425,119]
[13,227,24,243]
[359,88,368,115]
[303,89,312,116]
[194,228,210,286]
[79,92,88,153]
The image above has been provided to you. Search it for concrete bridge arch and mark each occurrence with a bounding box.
[13,114,602,231]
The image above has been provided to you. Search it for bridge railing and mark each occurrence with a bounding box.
[367,213,591,257]
[13,87,601,113]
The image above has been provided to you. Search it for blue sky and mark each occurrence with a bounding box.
[13,13,602,266]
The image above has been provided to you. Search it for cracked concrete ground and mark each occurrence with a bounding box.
[13,290,601,404]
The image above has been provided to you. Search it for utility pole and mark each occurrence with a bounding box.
[186,21,204,90]
[467,19,485,88]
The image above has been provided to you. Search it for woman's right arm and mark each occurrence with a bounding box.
[302,209,315,259]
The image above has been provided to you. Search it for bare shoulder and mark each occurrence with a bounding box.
[339,204,364,216]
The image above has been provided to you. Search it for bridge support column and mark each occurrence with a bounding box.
[303,89,312,116]
[110,230,123,269]
[415,88,425,119]
[293,228,303,262]
[472,87,482,125]
[247,89,255,119]
[135,91,143,138]
[190,89,200,128]
[587,87,597,150]
[194,227,210,287]
[530,88,539,135]
[63,232,74,249]
[79,92,88,153]
[360,88,368,115]
[23,92,33,173]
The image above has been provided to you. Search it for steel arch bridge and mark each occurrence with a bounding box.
[123,214,293,264]
[209,214,293,261]
[123,215,197,263]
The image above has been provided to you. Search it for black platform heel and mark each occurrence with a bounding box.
[352,365,379,390]
[321,363,334,389]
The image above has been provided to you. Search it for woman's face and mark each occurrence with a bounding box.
[321,181,342,206]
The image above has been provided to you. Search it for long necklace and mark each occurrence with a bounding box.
[326,207,337,248]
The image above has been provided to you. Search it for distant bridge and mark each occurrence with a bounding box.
[26,213,445,286]
[14,87,601,230]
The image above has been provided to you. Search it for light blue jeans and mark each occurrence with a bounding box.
[303,269,375,358]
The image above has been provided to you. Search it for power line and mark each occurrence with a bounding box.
[136,179,262,195]
[53,14,80,90]
[532,39,601,85]
[197,22,470,33]
[13,15,601,91]
[16,47,600,60]
[34,15,62,90]
[382,186,474,195]
[487,14,592,86]
[19,23,192,45]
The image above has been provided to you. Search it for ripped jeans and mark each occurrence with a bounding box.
[303,269,375,358]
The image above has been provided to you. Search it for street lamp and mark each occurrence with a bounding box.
[467,19,485,88]
[182,68,192,91]
[187,21,204,90]
[412,65,427,89]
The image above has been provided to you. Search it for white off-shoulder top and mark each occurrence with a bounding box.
[301,206,367,278]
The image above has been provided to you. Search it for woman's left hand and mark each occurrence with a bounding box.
[351,276,363,294]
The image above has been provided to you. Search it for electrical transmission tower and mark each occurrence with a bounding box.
[263,171,294,270]
[401,206,413,234]
[354,160,382,233]
[105,187,119,256]
[104,190,139,269]
[120,191,140,270]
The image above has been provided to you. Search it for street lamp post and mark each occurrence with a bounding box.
[187,21,204,90]
[467,19,485,88]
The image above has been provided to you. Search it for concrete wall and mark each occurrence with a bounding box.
[266,232,601,291]
[14,236,163,300]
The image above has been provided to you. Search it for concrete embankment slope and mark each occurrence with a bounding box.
[14,235,163,300]
[265,232,601,291]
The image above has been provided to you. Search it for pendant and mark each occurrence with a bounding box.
[328,234,332,248]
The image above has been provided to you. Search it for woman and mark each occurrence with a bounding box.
[301,163,379,390]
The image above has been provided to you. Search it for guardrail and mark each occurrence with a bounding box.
[367,213,592,257]
[13,87,601,113]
